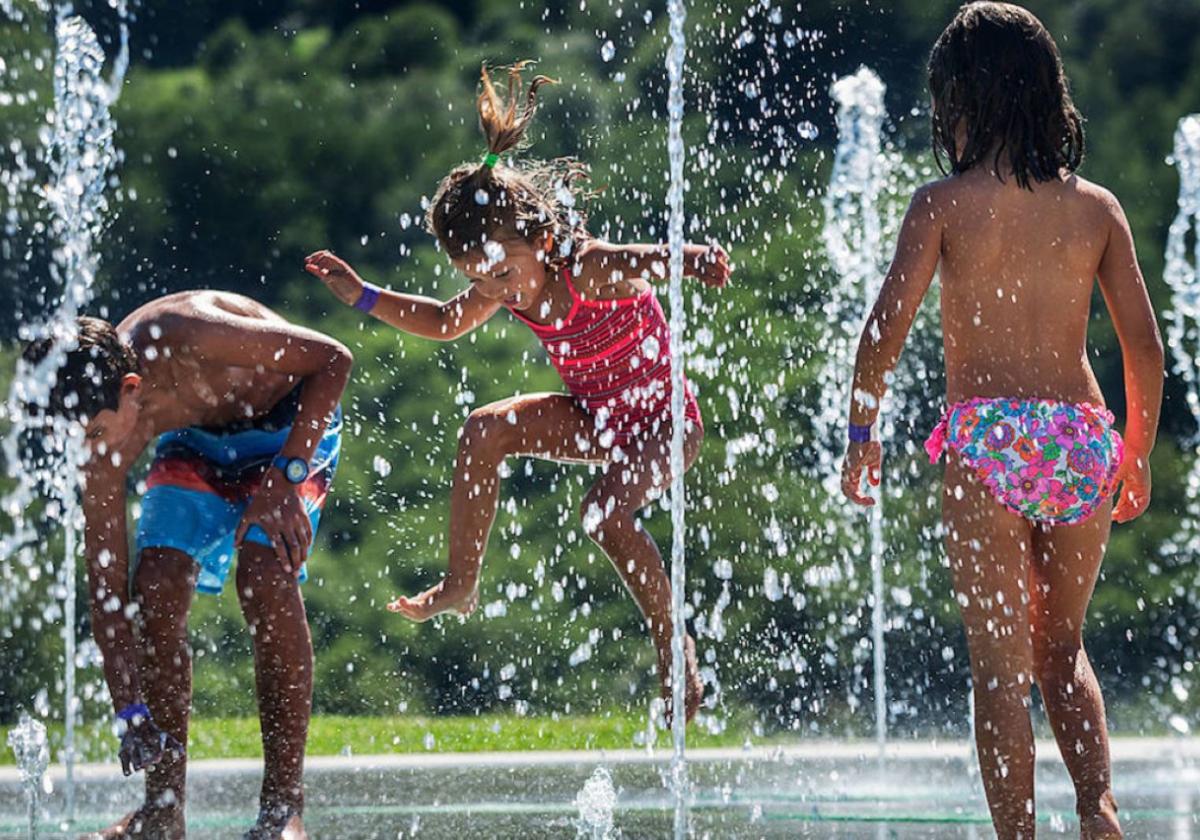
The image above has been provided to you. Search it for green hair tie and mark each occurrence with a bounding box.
[482,152,500,168]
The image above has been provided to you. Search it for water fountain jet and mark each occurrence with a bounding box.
[819,66,891,762]
[6,712,50,840]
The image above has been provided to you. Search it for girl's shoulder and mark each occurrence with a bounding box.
[904,175,961,218]
[1064,174,1123,215]
[568,240,652,303]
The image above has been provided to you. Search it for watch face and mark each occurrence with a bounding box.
[285,459,308,483]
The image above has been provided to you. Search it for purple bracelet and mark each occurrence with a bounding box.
[116,703,151,723]
[848,422,872,443]
[353,283,381,313]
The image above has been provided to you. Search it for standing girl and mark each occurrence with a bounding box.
[840,4,1162,838]
[308,63,729,724]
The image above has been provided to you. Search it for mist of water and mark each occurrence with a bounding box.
[1164,115,1200,433]
[6,712,50,840]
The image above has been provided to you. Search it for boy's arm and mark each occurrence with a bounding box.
[305,250,501,340]
[579,241,731,289]
[81,464,142,711]
[842,186,942,505]
[1096,192,1164,522]
[169,302,354,567]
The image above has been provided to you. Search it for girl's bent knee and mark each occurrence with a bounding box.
[461,409,515,455]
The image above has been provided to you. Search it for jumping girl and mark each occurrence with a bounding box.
[308,63,729,723]
[840,4,1162,839]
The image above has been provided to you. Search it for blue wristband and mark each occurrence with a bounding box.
[354,283,381,313]
[848,423,872,443]
[116,703,151,723]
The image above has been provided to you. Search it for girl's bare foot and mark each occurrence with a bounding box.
[88,803,185,840]
[243,805,308,840]
[387,579,478,621]
[1080,792,1122,839]
[659,635,704,727]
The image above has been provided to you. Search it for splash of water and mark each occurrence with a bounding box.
[7,712,50,840]
[818,67,891,758]
[664,0,689,835]
[574,766,617,840]
[1165,116,1200,588]
[1164,115,1200,431]
[1,6,129,822]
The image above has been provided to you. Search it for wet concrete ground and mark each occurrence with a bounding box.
[1,739,1196,838]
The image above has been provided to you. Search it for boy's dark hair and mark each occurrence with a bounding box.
[21,316,139,422]
[425,61,590,268]
[928,2,1084,189]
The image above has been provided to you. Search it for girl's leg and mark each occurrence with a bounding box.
[943,456,1038,840]
[1030,506,1122,839]
[581,424,704,724]
[390,393,608,620]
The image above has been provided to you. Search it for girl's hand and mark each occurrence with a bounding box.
[841,440,882,507]
[1111,452,1151,523]
[305,250,364,307]
[688,244,731,288]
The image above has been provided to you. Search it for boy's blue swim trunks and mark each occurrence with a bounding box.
[136,387,342,594]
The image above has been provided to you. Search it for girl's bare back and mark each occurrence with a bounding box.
[935,168,1116,404]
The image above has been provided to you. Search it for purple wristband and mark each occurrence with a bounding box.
[353,283,381,313]
[116,703,151,723]
[848,423,872,443]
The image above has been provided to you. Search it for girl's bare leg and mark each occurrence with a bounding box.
[390,393,608,620]
[1030,506,1122,839]
[581,424,705,725]
[943,457,1038,840]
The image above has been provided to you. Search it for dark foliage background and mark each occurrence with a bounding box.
[1,0,1197,739]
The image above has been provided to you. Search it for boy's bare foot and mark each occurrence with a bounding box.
[85,803,185,840]
[243,805,308,840]
[659,635,704,727]
[387,579,478,622]
[1080,792,1122,839]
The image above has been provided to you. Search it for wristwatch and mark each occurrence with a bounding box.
[272,455,310,484]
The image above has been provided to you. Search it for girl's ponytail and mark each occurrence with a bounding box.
[476,62,556,173]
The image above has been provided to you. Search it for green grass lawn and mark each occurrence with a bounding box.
[0,713,752,766]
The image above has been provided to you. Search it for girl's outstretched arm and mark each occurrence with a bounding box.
[581,240,731,288]
[306,250,501,341]
[1095,192,1164,523]
[841,185,944,506]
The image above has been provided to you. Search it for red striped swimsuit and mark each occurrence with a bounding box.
[507,269,702,449]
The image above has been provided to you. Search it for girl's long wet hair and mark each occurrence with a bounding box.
[928,2,1084,189]
[426,62,590,269]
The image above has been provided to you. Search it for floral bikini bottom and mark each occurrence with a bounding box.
[924,397,1124,526]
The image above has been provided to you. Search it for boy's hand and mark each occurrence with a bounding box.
[1112,452,1151,523]
[305,250,364,307]
[118,715,184,777]
[687,244,731,288]
[841,440,882,507]
[235,471,313,575]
